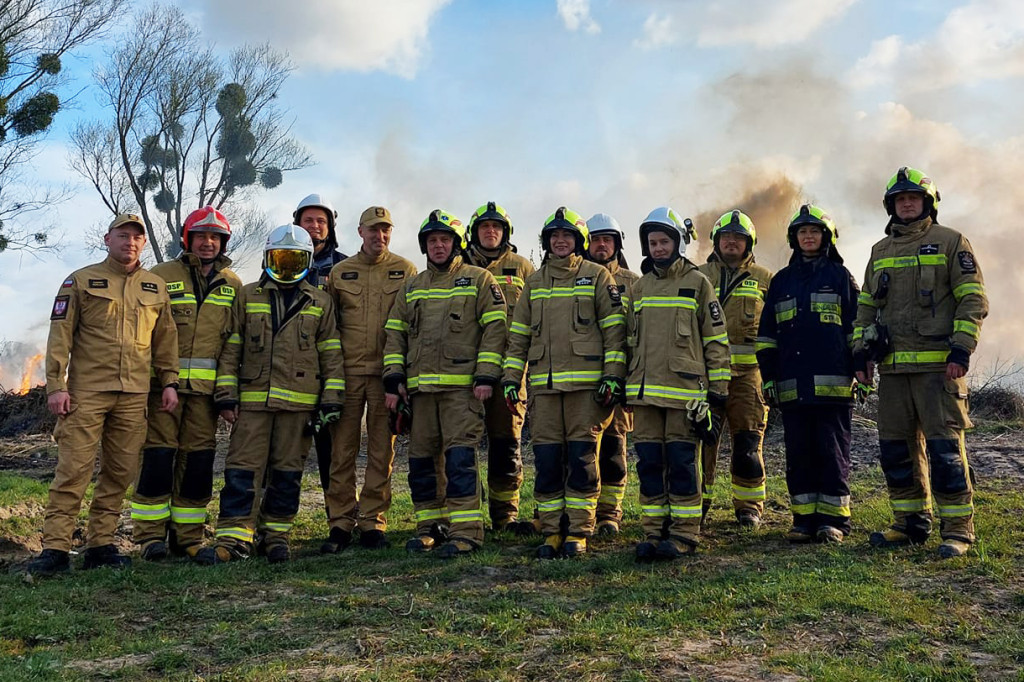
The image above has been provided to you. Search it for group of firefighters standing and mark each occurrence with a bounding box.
[27,165,988,576]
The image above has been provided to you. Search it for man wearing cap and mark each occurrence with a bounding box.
[28,214,179,576]
[320,207,417,552]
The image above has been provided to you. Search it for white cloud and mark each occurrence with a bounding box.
[634,13,676,51]
[696,0,858,48]
[557,0,600,34]
[848,0,1024,91]
[201,0,451,78]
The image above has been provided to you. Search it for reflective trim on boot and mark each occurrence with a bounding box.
[405,535,436,553]
[536,534,563,560]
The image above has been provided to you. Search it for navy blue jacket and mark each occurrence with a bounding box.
[756,254,859,405]
[307,248,347,289]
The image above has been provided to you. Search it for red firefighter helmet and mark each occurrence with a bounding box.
[181,206,231,253]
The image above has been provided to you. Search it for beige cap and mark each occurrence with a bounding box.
[358,206,394,229]
[108,213,145,233]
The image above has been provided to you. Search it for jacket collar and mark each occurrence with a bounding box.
[103,255,142,276]
[427,253,464,274]
[545,253,583,278]
[356,247,390,265]
[889,215,933,238]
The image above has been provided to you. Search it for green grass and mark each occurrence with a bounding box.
[0,465,1021,681]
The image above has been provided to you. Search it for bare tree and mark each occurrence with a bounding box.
[0,0,127,252]
[69,5,313,263]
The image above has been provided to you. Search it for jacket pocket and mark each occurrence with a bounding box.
[571,340,603,362]
[675,309,694,346]
[443,343,476,369]
[572,296,595,333]
[668,354,705,379]
[338,279,363,312]
[298,314,318,351]
[135,297,163,345]
[917,266,937,309]
[528,341,545,365]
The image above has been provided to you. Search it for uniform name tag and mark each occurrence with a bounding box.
[141,282,159,293]
[739,279,758,288]
[341,272,358,280]
[88,278,108,288]
[575,276,593,286]
[503,268,517,275]
[454,277,472,287]
[388,270,404,279]
[220,285,235,296]
[51,295,70,320]
[166,281,185,293]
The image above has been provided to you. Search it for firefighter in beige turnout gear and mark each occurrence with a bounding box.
[29,214,179,577]
[585,213,640,536]
[132,206,241,560]
[321,206,416,552]
[463,202,536,531]
[384,210,507,558]
[195,226,345,565]
[855,167,988,559]
[502,207,626,559]
[628,207,731,561]
[697,210,773,527]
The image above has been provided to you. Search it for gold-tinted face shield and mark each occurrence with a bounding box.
[264,248,311,283]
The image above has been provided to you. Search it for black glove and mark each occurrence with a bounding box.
[474,375,498,389]
[215,399,239,413]
[852,350,868,375]
[315,403,343,433]
[593,375,625,408]
[693,407,723,446]
[502,381,521,412]
[947,346,970,371]
[383,373,406,396]
[389,396,412,436]
[762,381,779,408]
[707,392,727,410]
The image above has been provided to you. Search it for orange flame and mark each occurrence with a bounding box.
[18,353,44,395]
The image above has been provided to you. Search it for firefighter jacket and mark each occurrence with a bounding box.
[46,256,178,395]
[853,217,988,374]
[502,254,626,394]
[383,254,507,392]
[603,259,641,344]
[626,257,731,408]
[214,278,345,412]
[697,252,773,371]
[464,244,536,319]
[150,253,242,396]
[307,247,347,289]
[325,249,417,377]
[756,253,859,405]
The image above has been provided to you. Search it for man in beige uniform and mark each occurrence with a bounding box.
[321,207,416,552]
[28,214,179,576]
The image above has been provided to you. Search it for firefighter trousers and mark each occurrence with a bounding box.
[483,378,525,527]
[781,405,852,534]
[131,393,218,550]
[213,410,312,554]
[529,392,613,538]
[634,405,702,546]
[42,390,148,552]
[596,405,632,527]
[325,374,396,533]
[877,372,975,543]
[407,390,486,546]
[701,368,768,517]
[314,420,331,513]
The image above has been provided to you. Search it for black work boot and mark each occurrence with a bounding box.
[26,549,70,577]
[359,529,389,550]
[320,527,352,554]
[82,545,132,570]
[437,538,477,559]
[265,544,290,564]
[635,540,658,564]
[140,540,169,562]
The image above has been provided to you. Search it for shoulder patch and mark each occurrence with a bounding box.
[708,300,723,322]
[141,281,159,293]
[166,281,185,293]
[957,251,977,274]
[919,243,940,255]
[220,285,235,297]
[51,295,70,320]
[388,270,405,279]
[575,276,593,286]
[341,271,359,280]
[606,285,621,304]
[739,279,758,288]
[62,278,74,288]
[503,268,517,275]
[454,276,472,287]
[490,284,504,303]
[88,278,108,289]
